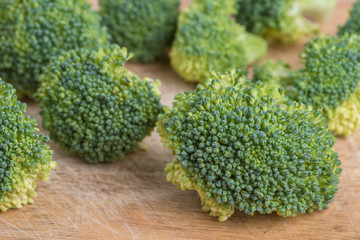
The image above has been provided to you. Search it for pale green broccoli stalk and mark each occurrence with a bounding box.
[297,0,337,21]
[236,0,319,43]
[170,0,268,83]
[338,0,360,36]
[254,34,360,137]
[0,79,56,212]
[0,0,108,98]
[35,45,163,163]
[99,0,180,63]
[158,70,341,221]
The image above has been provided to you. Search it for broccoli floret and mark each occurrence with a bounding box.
[99,0,180,63]
[0,0,108,97]
[35,45,163,163]
[254,34,360,137]
[170,0,268,83]
[0,79,56,212]
[253,60,294,86]
[236,0,319,43]
[158,70,341,221]
[298,0,337,21]
[338,0,360,36]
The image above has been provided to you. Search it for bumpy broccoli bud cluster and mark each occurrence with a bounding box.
[35,45,163,163]
[289,35,360,137]
[236,0,319,43]
[158,70,341,221]
[338,0,360,36]
[170,0,268,83]
[298,0,337,21]
[254,35,360,137]
[0,0,108,97]
[0,79,56,212]
[99,0,180,63]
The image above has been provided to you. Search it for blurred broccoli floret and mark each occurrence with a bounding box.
[338,0,360,36]
[158,70,341,221]
[236,0,319,43]
[99,0,180,63]
[170,0,268,83]
[35,45,163,163]
[254,35,360,137]
[0,79,56,212]
[253,60,293,86]
[298,0,337,21]
[0,0,108,97]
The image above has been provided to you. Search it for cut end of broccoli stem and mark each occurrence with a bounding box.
[239,32,268,66]
[298,0,338,21]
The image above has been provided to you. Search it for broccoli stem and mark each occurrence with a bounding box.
[297,0,337,21]
[239,32,268,66]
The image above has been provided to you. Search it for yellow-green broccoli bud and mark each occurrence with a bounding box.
[99,0,180,63]
[236,0,319,43]
[170,0,268,83]
[297,0,337,21]
[35,45,164,163]
[158,70,341,221]
[338,0,360,36]
[0,0,109,97]
[0,79,56,212]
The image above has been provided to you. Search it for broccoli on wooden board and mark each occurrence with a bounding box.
[170,0,268,83]
[158,70,341,221]
[35,45,164,164]
[236,0,319,43]
[99,0,180,63]
[338,0,360,36]
[0,0,108,97]
[0,79,56,212]
[254,34,360,137]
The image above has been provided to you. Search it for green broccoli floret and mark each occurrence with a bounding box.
[253,60,294,86]
[35,45,163,163]
[0,0,108,97]
[338,0,360,36]
[254,34,360,137]
[158,70,341,221]
[99,0,180,63]
[170,0,268,83]
[236,0,319,43]
[0,79,56,212]
[298,0,337,21]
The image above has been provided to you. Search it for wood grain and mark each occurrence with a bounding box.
[1,0,359,239]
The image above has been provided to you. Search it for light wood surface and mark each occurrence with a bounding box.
[1,0,359,239]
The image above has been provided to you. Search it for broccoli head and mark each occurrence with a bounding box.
[290,35,360,137]
[158,70,341,221]
[338,0,360,36]
[0,79,56,212]
[0,0,108,97]
[35,45,163,163]
[99,0,180,63]
[170,0,268,83]
[254,35,360,137]
[298,0,337,21]
[236,0,319,43]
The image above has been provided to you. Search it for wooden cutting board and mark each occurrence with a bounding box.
[1,0,359,239]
